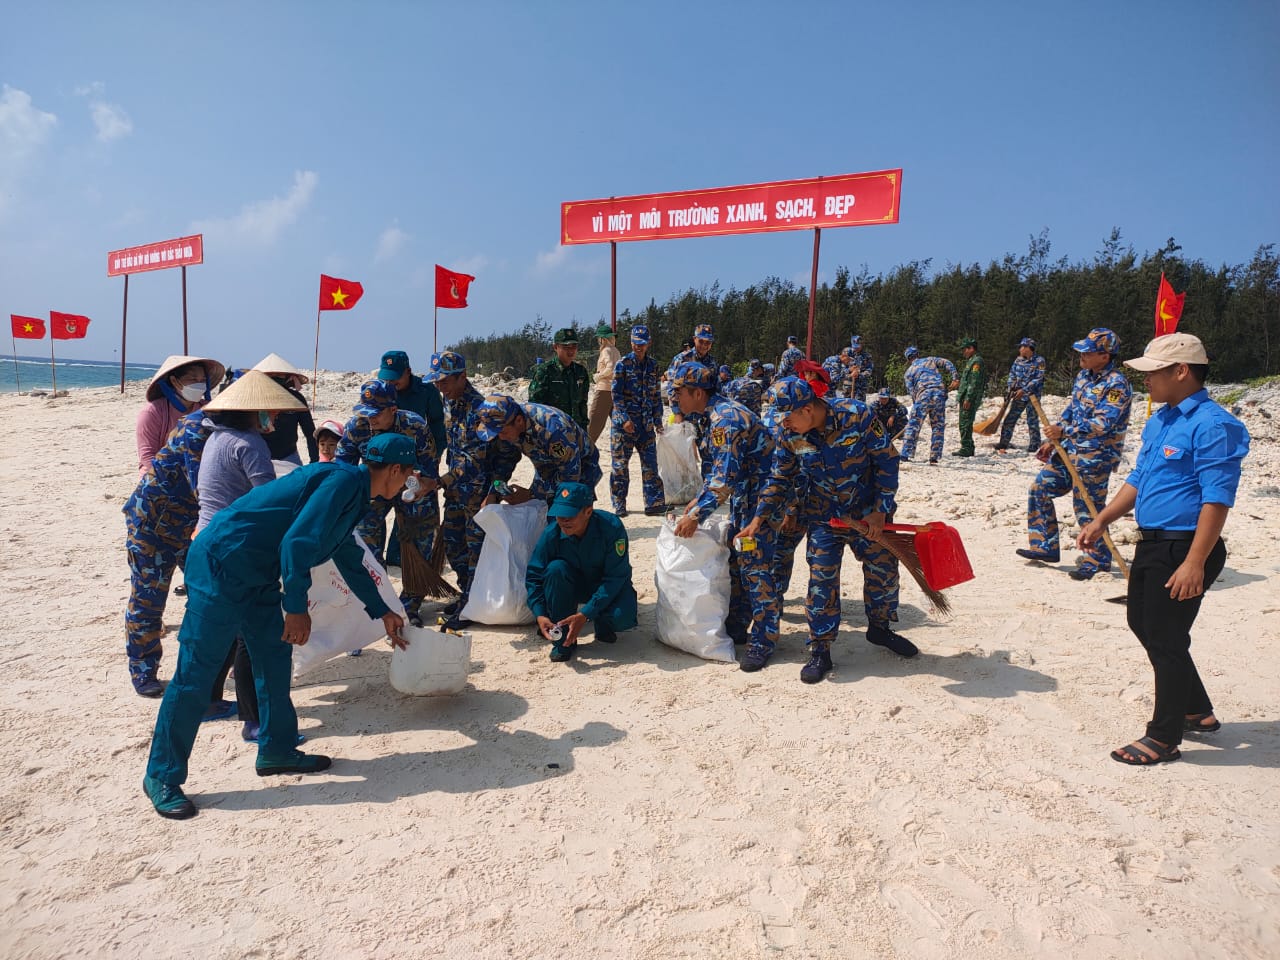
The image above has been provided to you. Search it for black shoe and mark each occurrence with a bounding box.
[740,645,772,672]
[255,750,332,776]
[800,648,833,684]
[1028,443,1041,453]
[1068,565,1108,581]
[439,613,472,631]
[951,449,973,457]
[132,669,165,699]
[441,599,463,617]
[1015,547,1060,563]
[994,442,1010,451]
[549,641,575,663]
[173,583,187,596]
[928,458,939,465]
[643,503,668,516]
[143,775,196,820]
[595,623,617,644]
[614,508,629,518]
[866,623,919,658]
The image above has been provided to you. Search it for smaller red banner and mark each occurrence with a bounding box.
[435,265,475,309]
[1155,273,1186,337]
[108,235,203,277]
[50,312,91,340]
[11,315,46,339]
[319,275,364,311]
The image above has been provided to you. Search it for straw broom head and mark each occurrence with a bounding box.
[398,512,459,600]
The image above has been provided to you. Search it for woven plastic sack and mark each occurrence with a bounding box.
[654,515,734,662]
[460,499,549,624]
[655,420,702,505]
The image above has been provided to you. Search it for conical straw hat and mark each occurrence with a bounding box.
[146,355,227,402]
[252,352,309,382]
[204,370,306,412]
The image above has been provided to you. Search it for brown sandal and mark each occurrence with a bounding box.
[1184,713,1221,734]
[1111,736,1181,766]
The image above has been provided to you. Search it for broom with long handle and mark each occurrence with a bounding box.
[974,392,1011,436]
[829,517,951,616]
[1028,395,1128,580]
[398,507,460,600]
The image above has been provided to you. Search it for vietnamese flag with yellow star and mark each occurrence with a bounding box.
[11,315,46,339]
[318,274,364,311]
[1154,272,1186,337]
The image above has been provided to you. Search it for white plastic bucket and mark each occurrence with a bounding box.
[389,626,471,696]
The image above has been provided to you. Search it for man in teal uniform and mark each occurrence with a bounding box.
[527,482,638,663]
[142,433,414,820]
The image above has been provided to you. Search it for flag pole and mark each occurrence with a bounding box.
[120,274,130,393]
[806,227,821,359]
[50,333,57,397]
[433,305,438,353]
[312,306,321,405]
[10,335,19,393]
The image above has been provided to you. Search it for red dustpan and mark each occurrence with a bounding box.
[830,519,975,591]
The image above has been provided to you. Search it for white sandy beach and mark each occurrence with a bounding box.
[1,374,1277,960]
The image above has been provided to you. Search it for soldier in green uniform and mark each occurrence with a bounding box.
[529,327,590,430]
[953,336,988,457]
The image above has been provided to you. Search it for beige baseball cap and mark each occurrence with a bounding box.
[1123,333,1209,371]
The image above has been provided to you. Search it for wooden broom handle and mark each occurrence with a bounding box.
[1028,395,1128,579]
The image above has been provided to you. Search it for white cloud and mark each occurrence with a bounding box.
[374,225,409,262]
[448,253,489,276]
[73,82,105,97]
[193,170,319,245]
[0,85,57,163]
[90,101,132,142]
[534,245,569,273]
[531,244,605,278]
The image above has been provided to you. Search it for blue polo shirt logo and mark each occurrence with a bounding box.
[1162,445,1182,458]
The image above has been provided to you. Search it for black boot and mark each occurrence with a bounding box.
[800,646,833,684]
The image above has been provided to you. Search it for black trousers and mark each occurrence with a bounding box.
[211,637,260,723]
[1126,537,1227,746]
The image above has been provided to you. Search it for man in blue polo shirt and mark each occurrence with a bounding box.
[526,482,637,663]
[1079,333,1250,766]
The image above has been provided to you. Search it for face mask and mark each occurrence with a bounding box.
[258,411,274,432]
[179,382,207,402]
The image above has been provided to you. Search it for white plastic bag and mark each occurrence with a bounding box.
[389,625,471,695]
[292,534,405,677]
[460,500,550,625]
[655,420,703,505]
[654,515,734,662]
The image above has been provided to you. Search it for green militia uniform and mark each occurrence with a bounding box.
[955,350,988,456]
[530,359,590,431]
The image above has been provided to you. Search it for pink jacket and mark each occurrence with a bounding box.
[136,399,192,476]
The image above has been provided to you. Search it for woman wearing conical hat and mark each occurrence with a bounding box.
[136,355,226,477]
[252,353,318,465]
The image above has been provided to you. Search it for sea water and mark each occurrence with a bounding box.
[0,355,159,393]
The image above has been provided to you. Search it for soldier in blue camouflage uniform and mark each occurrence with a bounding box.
[416,352,521,627]
[761,363,776,389]
[822,355,847,397]
[873,386,910,438]
[610,324,666,517]
[900,346,959,463]
[669,363,779,670]
[336,379,441,621]
[777,335,804,378]
[474,396,603,501]
[665,323,717,416]
[997,337,1046,453]
[724,374,763,415]
[740,377,917,683]
[1017,328,1132,580]
[123,411,214,696]
[844,335,875,400]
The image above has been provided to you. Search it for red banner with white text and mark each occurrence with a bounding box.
[107,235,204,277]
[561,169,901,245]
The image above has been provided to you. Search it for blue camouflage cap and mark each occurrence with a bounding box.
[693,323,715,342]
[548,481,595,518]
[377,350,410,381]
[850,335,863,349]
[1019,337,1037,350]
[474,395,522,441]
[719,365,731,377]
[763,363,775,372]
[878,386,893,400]
[787,335,798,344]
[423,351,466,382]
[904,346,920,360]
[629,324,650,345]
[364,432,416,466]
[354,379,397,417]
[768,376,817,412]
[748,357,762,369]
[670,361,717,391]
[1072,327,1119,355]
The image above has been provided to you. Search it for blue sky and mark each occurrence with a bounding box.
[2,1,1276,371]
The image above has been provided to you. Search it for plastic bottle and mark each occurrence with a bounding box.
[401,474,421,502]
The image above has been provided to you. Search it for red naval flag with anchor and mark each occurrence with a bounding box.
[435,265,475,308]
[50,312,91,339]
[318,274,364,311]
[11,315,46,339]
[1154,273,1186,337]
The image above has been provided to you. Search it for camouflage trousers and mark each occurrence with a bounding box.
[609,423,663,512]
[356,493,439,606]
[771,519,807,597]
[123,491,197,682]
[1027,458,1113,571]
[901,390,946,462]
[999,394,1041,449]
[806,521,900,647]
[727,496,780,651]
[442,486,487,602]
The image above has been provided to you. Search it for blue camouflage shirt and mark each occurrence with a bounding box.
[756,397,899,523]
[690,395,775,523]
[438,383,521,496]
[336,408,440,477]
[611,351,663,430]
[131,410,213,509]
[665,347,717,405]
[848,348,875,397]
[1006,354,1046,396]
[904,356,958,402]
[512,402,603,501]
[724,375,763,415]
[1055,360,1132,470]
[778,345,805,378]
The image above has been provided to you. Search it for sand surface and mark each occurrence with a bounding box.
[1,374,1278,959]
